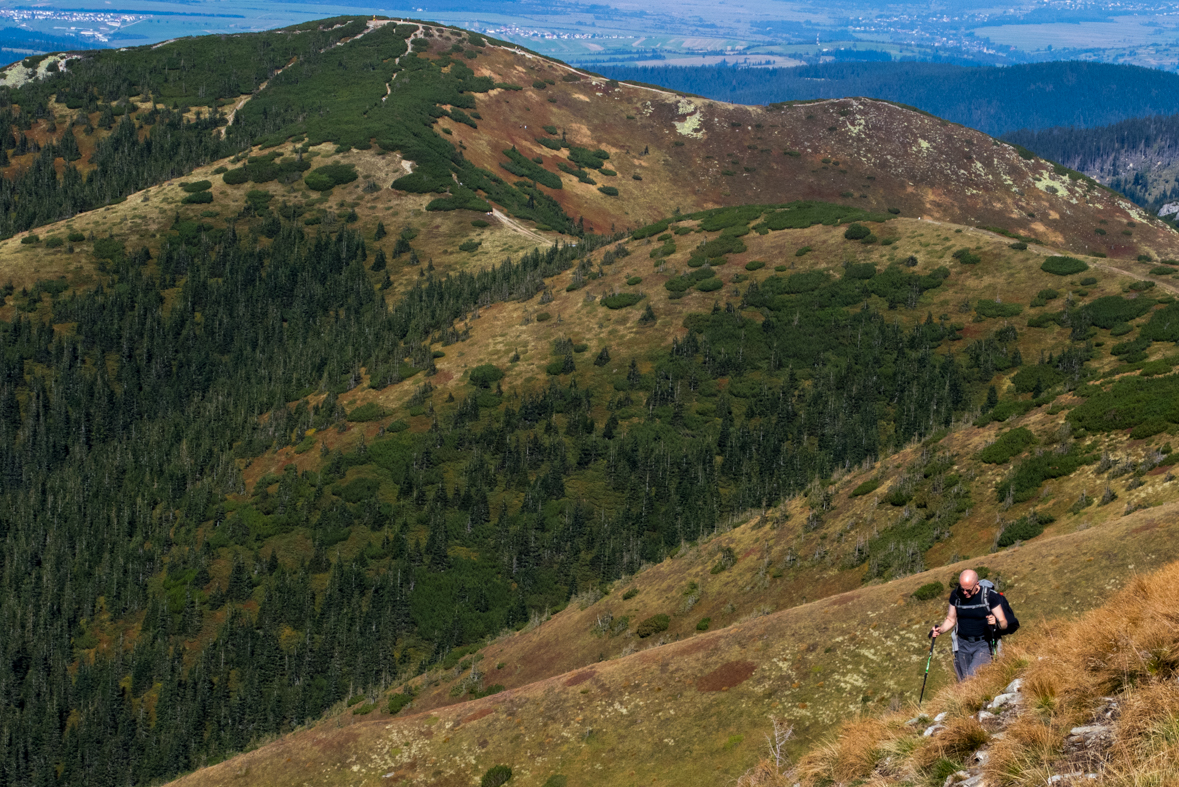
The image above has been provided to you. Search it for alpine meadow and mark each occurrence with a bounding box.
[4,16,1179,787]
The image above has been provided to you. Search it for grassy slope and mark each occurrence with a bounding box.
[165,506,1179,787]
[9,149,1179,657]
[153,211,1179,784]
[450,43,1179,260]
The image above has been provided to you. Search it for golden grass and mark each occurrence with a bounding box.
[781,560,1179,787]
[915,717,990,770]
[794,717,894,783]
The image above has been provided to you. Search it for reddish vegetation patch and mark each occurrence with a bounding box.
[461,707,495,724]
[696,660,756,692]
[564,670,596,687]
[742,546,758,559]
[1131,520,1161,534]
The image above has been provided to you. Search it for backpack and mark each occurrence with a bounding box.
[979,579,1020,637]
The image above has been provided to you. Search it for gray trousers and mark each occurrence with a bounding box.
[954,637,994,681]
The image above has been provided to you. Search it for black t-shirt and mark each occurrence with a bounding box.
[950,586,1000,638]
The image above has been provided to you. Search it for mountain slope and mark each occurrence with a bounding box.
[4,18,1179,787]
[1004,115,1179,219]
[4,22,1178,258]
[165,507,1179,787]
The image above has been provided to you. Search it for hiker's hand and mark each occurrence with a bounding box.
[986,614,997,626]
[930,626,941,638]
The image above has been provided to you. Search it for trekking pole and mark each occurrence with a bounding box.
[988,624,998,659]
[919,628,937,706]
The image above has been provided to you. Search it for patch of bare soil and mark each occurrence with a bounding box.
[696,660,757,692]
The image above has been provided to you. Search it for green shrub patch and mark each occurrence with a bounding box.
[975,299,1023,319]
[387,691,414,715]
[843,223,871,240]
[346,402,388,422]
[1041,256,1088,276]
[601,293,644,309]
[305,163,359,191]
[977,427,1035,464]
[911,581,945,602]
[664,267,716,293]
[1011,363,1064,394]
[1111,336,1150,357]
[1069,375,1179,433]
[850,479,880,497]
[469,364,504,388]
[500,148,561,190]
[844,263,877,280]
[1079,296,1153,330]
[1030,288,1059,307]
[996,510,1054,547]
[995,447,1094,503]
[1140,302,1179,342]
[1129,419,1168,439]
[635,613,670,638]
[952,248,981,265]
[481,765,513,787]
[568,146,609,171]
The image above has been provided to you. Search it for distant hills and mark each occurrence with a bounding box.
[0,28,96,67]
[594,61,1179,136]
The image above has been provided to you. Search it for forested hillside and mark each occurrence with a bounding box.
[2,17,1179,787]
[594,61,1179,136]
[1003,115,1179,217]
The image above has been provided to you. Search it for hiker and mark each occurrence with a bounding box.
[931,569,1008,680]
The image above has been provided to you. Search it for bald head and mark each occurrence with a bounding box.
[959,570,979,590]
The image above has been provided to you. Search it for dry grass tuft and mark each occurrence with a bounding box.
[932,656,1012,717]
[914,716,989,770]
[792,714,913,785]
[985,713,1069,786]
[1104,683,1179,784]
[734,759,792,787]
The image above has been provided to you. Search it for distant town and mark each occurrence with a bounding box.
[0,8,147,43]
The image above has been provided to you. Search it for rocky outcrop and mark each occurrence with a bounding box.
[920,677,1114,786]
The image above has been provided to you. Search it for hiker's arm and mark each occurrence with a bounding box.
[931,604,957,637]
[986,604,1008,631]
